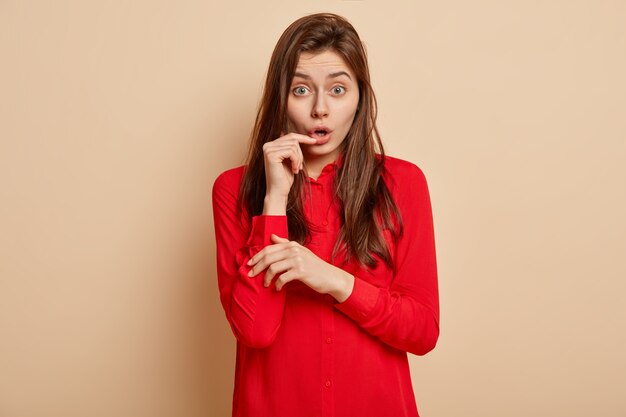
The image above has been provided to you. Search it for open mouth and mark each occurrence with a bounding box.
[313,129,329,137]
[308,126,332,140]
[307,127,332,145]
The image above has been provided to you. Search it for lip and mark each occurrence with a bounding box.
[307,126,333,145]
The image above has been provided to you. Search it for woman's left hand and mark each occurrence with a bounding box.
[247,234,354,302]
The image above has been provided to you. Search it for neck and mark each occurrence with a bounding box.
[304,150,342,180]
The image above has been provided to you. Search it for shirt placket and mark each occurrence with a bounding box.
[309,177,336,417]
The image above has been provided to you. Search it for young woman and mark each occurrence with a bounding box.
[212,13,439,417]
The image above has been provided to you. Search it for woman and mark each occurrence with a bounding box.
[212,13,439,417]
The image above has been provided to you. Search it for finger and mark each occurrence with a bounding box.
[278,139,307,169]
[248,244,279,267]
[275,271,297,291]
[290,135,315,171]
[270,234,290,244]
[276,132,318,144]
[289,133,318,145]
[253,238,304,263]
[249,251,289,277]
[298,135,318,145]
[264,259,292,287]
[247,243,294,276]
[268,135,313,169]
[264,145,300,161]
[265,145,303,174]
[272,133,317,167]
[248,240,293,265]
[289,156,299,174]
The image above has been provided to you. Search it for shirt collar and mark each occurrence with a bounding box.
[310,153,345,182]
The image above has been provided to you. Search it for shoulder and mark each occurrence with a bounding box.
[380,155,428,189]
[213,165,245,189]
[212,165,246,199]
[379,155,432,216]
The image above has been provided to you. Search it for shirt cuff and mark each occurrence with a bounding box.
[334,276,380,322]
[247,215,289,248]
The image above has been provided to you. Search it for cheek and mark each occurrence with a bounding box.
[287,101,306,124]
[337,101,359,125]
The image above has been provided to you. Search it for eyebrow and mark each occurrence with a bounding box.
[293,71,352,80]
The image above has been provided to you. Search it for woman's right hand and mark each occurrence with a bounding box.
[262,133,317,214]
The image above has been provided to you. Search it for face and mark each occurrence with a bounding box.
[287,49,360,172]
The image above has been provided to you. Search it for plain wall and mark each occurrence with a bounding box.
[1,1,625,416]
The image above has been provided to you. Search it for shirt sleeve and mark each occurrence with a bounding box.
[335,162,440,356]
[212,170,288,348]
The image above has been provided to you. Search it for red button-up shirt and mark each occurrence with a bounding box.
[212,155,439,417]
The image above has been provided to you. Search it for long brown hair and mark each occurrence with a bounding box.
[239,13,402,268]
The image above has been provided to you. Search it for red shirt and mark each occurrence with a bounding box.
[212,155,439,417]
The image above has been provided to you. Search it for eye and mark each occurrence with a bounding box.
[331,86,346,95]
[293,86,309,96]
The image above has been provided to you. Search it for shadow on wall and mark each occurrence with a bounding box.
[165,193,235,416]
[204,99,254,415]
[205,251,235,416]
[200,77,262,415]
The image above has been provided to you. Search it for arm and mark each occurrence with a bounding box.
[212,170,288,348]
[212,134,316,348]
[335,163,440,356]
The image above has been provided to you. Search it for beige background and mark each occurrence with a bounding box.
[1,0,625,416]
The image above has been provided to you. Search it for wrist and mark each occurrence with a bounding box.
[329,270,355,303]
[263,195,288,215]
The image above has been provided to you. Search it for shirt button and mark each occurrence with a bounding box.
[325,380,332,388]
[325,337,332,344]
[322,220,328,226]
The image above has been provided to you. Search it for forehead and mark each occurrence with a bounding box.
[296,50,354,74]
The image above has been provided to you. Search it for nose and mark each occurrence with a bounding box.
[311,94,328,118]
